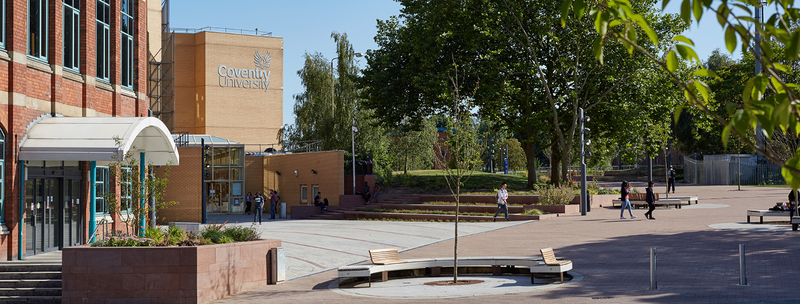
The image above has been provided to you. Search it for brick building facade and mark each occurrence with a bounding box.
[0,0,158,260]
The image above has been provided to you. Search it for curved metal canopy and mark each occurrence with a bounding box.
[19,117,179,166]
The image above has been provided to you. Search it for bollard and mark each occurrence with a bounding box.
[650,248,657,289]
[739,244,748,286]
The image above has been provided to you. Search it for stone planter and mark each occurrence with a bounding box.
[62,239,282,304]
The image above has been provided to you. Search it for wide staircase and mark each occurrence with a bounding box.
[0,251,61,303]
[306,195,421,220]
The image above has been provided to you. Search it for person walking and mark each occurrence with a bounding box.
[245,192,253,215]
[644,181,656,220]
[253,191,264,224]
[668,166,676,193]
[270,190,279,220]
[494,182,509,222]
[620,181,636,219]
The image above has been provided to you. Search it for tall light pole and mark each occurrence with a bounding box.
[330,52,364,117]
[352,121,358,195]
[580,108,591,215]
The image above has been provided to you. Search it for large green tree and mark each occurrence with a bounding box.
[281,33,390,178]
[360,0,685,188]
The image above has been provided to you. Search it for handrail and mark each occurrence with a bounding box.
[89,218,109,243]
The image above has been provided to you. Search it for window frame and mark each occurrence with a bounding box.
[0,130,5,224]
[96,0,110,82]
[300,185,308,204]
[95,166,110,215]
[63,0,80,72]
[120,0,134,89]
[119,167,133,214]
[27,0,49,61]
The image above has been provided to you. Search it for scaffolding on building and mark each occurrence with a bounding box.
[148,0,175,131]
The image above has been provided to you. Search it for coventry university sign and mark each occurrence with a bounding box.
[217,50,272,92]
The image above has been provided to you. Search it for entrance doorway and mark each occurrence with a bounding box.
[25,176,83,256]
[206,182,230,213]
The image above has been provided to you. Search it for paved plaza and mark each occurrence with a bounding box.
[209,184,800,303]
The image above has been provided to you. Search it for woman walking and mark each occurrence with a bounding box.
[644,181,656,220]
[245,192,253,215]
[620,181,636,219]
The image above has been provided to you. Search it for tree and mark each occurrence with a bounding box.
[387,118,438,174]
[561,0,800,188]
[360,0,685,188]
[704,48,736,72]
[431,63,482,284]
[281,33,391,178]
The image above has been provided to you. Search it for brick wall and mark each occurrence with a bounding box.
[0,1,156,260]
[263,151,344,215]
[155,147,202,224]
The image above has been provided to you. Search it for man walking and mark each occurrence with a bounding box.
[494,182,509,222]
[253,191,264,224]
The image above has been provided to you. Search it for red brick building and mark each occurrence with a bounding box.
[0,0,171,260]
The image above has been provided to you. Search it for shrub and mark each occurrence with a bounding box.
[92,235,154,247]
[538,186,575,205]
[223,225,261,242]
[523,208,543,215]
[144,227,165,244]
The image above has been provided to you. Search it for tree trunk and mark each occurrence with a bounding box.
[453,189,459,283]
[524,141,537,189]
[550,138,561,186]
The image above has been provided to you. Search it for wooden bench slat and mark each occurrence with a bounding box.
[370,248,407,265]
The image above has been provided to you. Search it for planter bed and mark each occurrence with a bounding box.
[343,211,557,222]
[370,203,526,214]
[62,239,282,303]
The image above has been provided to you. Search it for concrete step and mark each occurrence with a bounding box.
[0,288,60,297]
[308,213,345,220]
[0,273,61,280]
[0,295,61,303]
[0,280,60,289]
[0,265,61,273]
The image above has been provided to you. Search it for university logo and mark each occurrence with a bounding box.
[254,50,271,69]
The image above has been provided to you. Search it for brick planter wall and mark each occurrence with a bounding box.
[417,195,582,205]
[62,239,282,303]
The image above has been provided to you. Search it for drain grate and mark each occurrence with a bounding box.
[591,297,614,300]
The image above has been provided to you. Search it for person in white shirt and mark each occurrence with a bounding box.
[494,182,509,222]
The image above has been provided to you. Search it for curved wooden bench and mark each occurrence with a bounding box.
[337,248,573,287]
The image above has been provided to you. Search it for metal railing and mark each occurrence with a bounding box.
[244,140,324,156]
[171,27,273,36]
[88,218,109,244]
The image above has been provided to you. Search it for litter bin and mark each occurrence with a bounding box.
[280,202,287,219]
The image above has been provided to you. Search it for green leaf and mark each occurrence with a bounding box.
[694,80,710,104]
[675,44,700,64]
[716,4,730,27]
[632,14,659,45]
[694,68,721,79]
[725,26,737,53]
[721,124,732,147]
[784,147,800,190]
[674,104,685,124]
[593,37,604,65]
[560,0,571,27]
[662,0,672,11]
[693,0,704,21]
[726,102,737,115]
[666,50,678,72]
[595,12,609,37]
[673,35,695,46]
[731,4,752,16]
[786,30,800,60]
[681,0,692,24]
[732,109,750,136]
[574,0,587,19]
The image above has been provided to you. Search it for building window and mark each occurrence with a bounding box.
[312,185,319,201]
[120,0,134,89]
[120,167,132,213]
[300,185,308,204]
[95,166,110,214]
[0,0,6,49]
[96,0,110,81]
[28,0,48,60]
[63,0,80,71]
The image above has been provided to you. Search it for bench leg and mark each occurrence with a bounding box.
[531,273,535,284]
[430,266,441,277]
[747,216,750,223]
[793,224,798,231]
[381,271,388,282]
[760,216,764,224]
[492,265,501,276]
[560,272,564,283]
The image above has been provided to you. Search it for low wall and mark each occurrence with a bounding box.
[342,211,556,222]
[291,205,321,219]
[418,195,581,205]
[525,204,580,214]
[591,194,618,208]
[62,239,282,304]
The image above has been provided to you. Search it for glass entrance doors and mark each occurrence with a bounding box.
[24,177,82,255]
[206,182,229,213]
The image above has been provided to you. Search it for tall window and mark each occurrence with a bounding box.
[300,185,308,204]
[120,168,132,213]
[120,0,134,88]
[95,167,110,214]
[28,0,48,60]
[96,0,110,81]
[0,0,6,49]
[63,0,80,71]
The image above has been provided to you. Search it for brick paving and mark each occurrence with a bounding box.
[212,184,800,304]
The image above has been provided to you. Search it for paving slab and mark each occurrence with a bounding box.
[210,184,800,303]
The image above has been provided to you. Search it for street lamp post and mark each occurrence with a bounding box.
[580,108,591,215]
[352,120,358,195]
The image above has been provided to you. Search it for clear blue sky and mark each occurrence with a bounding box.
[169,1,739,128]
